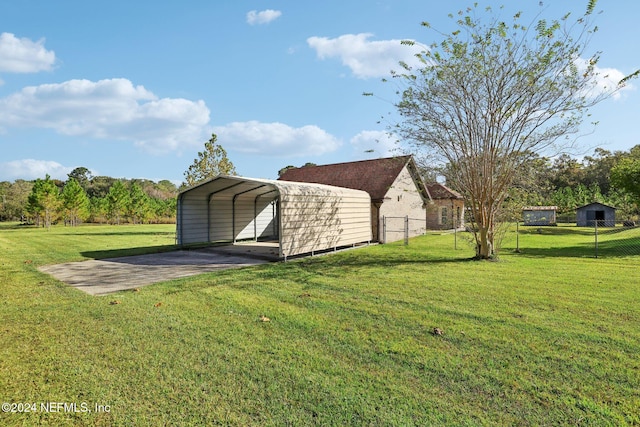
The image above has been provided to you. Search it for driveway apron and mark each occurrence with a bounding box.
[38,247,275,296]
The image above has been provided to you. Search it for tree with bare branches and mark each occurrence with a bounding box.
[393,1,634,258]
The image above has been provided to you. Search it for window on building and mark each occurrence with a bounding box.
[439,207,448,225]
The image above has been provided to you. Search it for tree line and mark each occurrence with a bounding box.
[426,145,640,222]
[0,167,178,227]
[0,133,238,228]
[509,146,640,221]
[2,132,638,231]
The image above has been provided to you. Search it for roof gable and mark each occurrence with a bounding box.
[576,202,617,210]
[278,156,430,202]
[426,183,463,200]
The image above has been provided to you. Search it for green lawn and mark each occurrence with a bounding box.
[1,223,639,426]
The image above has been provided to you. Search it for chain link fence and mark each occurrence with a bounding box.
[381,216,427,244]
[425,220,640,258]
[508,220,640,258]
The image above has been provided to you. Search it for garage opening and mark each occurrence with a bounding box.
[587,210,606,227]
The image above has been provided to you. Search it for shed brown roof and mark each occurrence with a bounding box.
[522,206,557,211]
[278,156,428,202]
[425,183,463,200]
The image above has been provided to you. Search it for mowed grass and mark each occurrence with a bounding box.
[1,223,639,426]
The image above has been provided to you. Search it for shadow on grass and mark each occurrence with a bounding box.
[507,245,596,258]
[0,223,44,231]
[81,244,180,259]
[518,226,594,236]
[300,251,479,270]
[79,241,254,260]
[509,225,640,258]
[160,251,481,295]
[597,226,640,236]
[519,225,640,237]
[65,231,176,237]
[0,222,176,237]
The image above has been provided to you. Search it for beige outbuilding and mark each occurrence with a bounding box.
[176,175,372,259]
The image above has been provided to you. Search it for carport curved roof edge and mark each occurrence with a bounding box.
[177,174,371,199]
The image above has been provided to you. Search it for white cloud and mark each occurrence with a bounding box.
[574,58,634,100]
[0,159,73,181]
[307,33,424,79]
[213,121,341,157]
[350,130,399,157]
[0,78,210,153]
[0,32,56,73]
[246,9,282,25]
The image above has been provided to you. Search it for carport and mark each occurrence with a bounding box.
[176,175,372,259]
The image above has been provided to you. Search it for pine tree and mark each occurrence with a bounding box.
[27,175,61,229]
[106,181,130,225]
[183,133,237,188]
[61,178,90,226]
[128,183,151,224]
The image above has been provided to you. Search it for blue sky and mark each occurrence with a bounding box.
[0,0,638,185]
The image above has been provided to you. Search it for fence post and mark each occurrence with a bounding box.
[454,215,458,250]
[404,215,409,245]
[515,221,520,253]
[594,219,598,258]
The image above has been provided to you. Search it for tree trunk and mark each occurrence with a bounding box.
[476,225,494,259]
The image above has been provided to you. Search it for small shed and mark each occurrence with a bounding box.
[576,202,616,227]
[176,175,372,259]
[522,206,557,226]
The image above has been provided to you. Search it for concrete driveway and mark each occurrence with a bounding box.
[38,245,278,296]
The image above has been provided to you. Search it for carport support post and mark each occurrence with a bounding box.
[232,198,236,243]
[254,197,258,241]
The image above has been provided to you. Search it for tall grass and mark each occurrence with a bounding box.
[1,223,639,425]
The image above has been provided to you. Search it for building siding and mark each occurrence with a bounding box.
[426,198,465,230]
[378,166,427,241]
[523,208,557,226]
[279,185,371,257]
[576,203,616,227]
